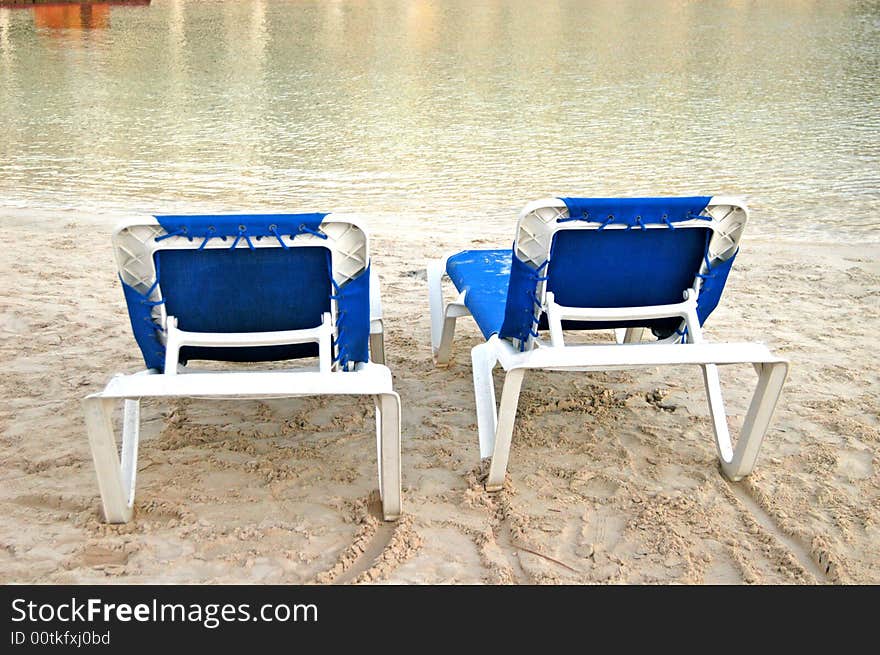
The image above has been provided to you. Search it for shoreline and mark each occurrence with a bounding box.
[3,207,878,250]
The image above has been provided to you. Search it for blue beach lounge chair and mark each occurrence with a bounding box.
[428,196,788,491]
[84,213,401,522]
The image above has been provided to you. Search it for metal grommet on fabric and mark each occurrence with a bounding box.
[231,225,255,250]
[268,224,289,249]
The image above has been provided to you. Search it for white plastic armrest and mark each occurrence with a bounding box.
[369,267,383,326]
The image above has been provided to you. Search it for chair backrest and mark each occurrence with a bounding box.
[112,213,370,372]
[499,196,747,348]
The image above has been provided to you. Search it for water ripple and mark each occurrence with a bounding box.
[0,0,878,242]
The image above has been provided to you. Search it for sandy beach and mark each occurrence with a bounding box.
[0,210,877,584]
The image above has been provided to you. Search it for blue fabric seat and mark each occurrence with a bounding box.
[446,249,512,339]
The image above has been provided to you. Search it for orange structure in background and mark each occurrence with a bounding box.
[33,3,110,29]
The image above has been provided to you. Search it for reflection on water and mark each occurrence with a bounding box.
[33,4,111,31]
[0,0,877,241]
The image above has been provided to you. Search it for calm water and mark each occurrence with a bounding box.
[0,0,878,241]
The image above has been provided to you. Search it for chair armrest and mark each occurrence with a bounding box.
[370,267,382,324]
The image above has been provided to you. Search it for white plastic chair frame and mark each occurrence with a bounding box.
[85,214,401,523]
[428,197,788,491]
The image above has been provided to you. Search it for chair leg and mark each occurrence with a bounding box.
[615,327,645,344]
[83,396,139,523]
[375,392,402,521]
[427,259,457,365]
[713,361,789,481]
[120,399,141,508]
[471,343,499,458]
[624,327,644,343]
[369,320,386,366]
[368,269,384,366]
[702,363,733,463]
[485,368,526,492]
[435,313,458,365]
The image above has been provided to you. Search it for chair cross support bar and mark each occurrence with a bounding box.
[164,312,335,374]
[492,337,786,371]
[545,289,700,347]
